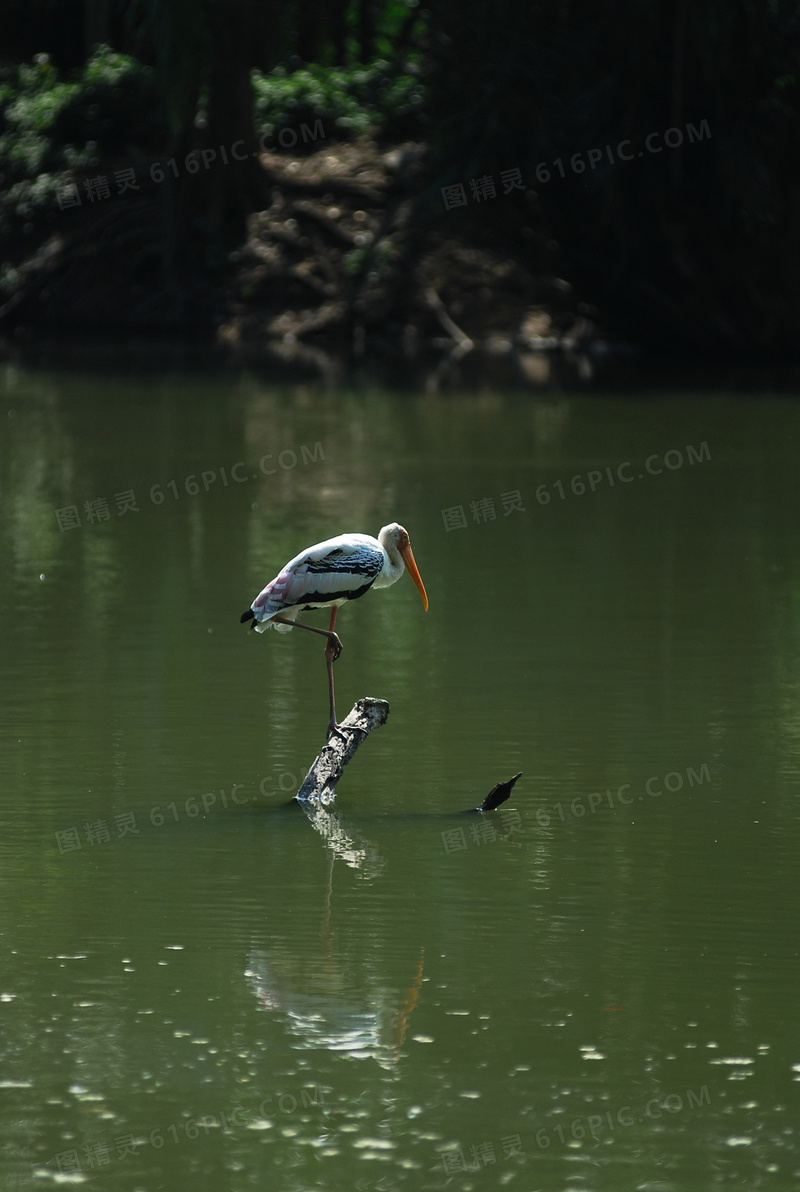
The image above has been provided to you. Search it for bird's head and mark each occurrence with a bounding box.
[379,523,429,610]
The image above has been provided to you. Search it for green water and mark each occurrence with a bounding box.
[1,365,799,1191]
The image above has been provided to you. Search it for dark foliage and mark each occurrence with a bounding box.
[426,0,800,354]
[0,0,798,357]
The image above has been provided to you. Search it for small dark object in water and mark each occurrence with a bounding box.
[474,772,522,812]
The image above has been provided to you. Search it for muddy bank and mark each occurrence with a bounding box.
[219,135,608,387]
[1,132,623,388]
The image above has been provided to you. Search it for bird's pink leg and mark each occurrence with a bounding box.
[321,609,365,740]
[268,611,360,740]
[324,608,340,734]
[322,611,367,741]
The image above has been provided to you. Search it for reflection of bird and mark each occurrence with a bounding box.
[393,947,425,1051]
[241,523,428,735]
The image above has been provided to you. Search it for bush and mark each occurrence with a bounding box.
[251,61,426,144]
[1,47,161,171]
[0,46,164,283]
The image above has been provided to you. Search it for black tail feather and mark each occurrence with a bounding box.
[240,609,255,623]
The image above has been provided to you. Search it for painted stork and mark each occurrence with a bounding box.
[241,523,428,735]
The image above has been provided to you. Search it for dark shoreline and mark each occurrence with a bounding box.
[5,328,800,394]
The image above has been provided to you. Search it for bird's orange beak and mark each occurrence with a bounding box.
[400,542,429,610]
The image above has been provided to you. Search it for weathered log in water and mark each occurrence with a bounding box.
[294,697,522,813]
[295,697,390,806]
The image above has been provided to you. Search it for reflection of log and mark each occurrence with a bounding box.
[296,697,390,806]
[300,801,386,878]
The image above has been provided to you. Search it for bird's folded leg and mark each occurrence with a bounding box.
[270,615,342,658]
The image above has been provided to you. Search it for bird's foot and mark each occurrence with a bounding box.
[324,633,344,663]
[326,720,369,744]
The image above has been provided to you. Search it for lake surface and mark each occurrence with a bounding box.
[1,364,799,1191]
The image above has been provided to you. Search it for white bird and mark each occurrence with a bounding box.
[241,523,429,735]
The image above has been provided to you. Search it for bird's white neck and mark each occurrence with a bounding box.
[373,539,404,589]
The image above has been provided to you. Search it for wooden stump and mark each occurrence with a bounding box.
[295,697,390,806]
